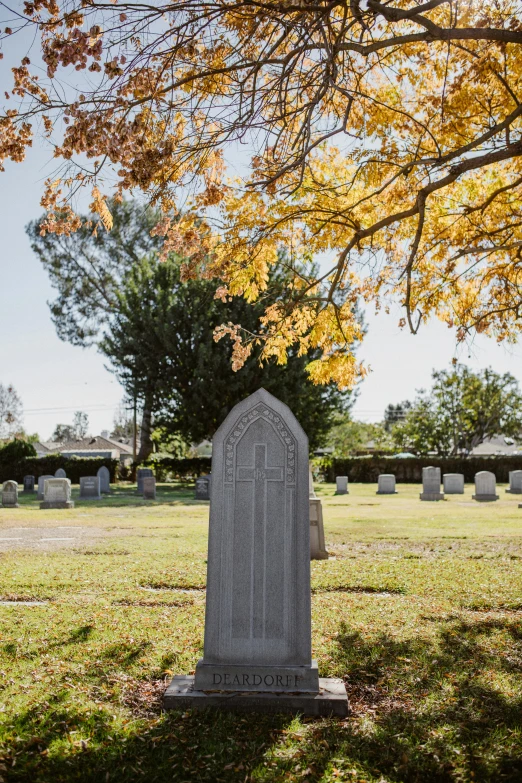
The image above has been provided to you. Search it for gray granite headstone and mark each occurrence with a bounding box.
[335,476,348,494]
[142,476,156,500]
[194,474,211,500]
[23,475,35,493]
[164,388,347,715]
[37,475,54,501]
[80,476,101,500]
[55,468,66,478]
[443,473,464,494]
[506,470,522,494]
[97,465,111,494]
[377,474,397,494]
[420,466,444,501]
[41,478,74,509]
[137,468,153,495]
[2,480,19,508]
[473,471,498,502]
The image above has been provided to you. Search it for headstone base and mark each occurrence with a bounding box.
[164,675,349,716]
[334,491,348,496]
[194,661,319,693]
[2,504,19,509]
[505,489,522,494]
[472,494,499,502]
[419,493,444,501]
[40,501,75,509]
[376,490,398,495]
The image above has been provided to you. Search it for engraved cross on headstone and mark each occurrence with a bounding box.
[237,443,284,484]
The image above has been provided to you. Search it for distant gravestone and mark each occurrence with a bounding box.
[37,475,54,501]
[473,471,499,502]
[335,476,349,495]
[194,474,211,500]
[420,466,444,501]
[309,468,328,560]
[2,480,19,508]
[137,468,153,495]
[443,473,464,494]
[41,478,74,509]
[164,388,347,715]
[142,476,156,500]
[97,465,111,494]
[506,470,522,494]
[23,475,35,493]
[80,476,101,500]
[376,474,397,495]
[55,468,66,479]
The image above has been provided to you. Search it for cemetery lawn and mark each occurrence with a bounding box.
[0,483,521,783]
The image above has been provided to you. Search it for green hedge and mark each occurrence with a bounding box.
[140,456,212,482]
[317,455,522,483]
[0,456,119,485]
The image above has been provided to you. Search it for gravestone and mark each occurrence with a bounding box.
[376,474,397,495]
[41,478,74,509]
[164,388,347,715]
[443,473,464,494]
[97,465,111,494]
[2,480,19,508]
[137,468,153,495]
[142,476,156,500]
[309,469,328,560]
[37,475,54,501]
[335,476,349,495]
[194,474,211,500]
[55,468,66,479]
[473,471,498,502]
[506,470,522,494]
[80,476,101,500]
[419,466,444,501]
[23,475,35,493]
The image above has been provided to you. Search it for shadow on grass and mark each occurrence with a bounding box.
[2,615,521,782]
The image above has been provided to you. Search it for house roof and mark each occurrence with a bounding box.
[49,435,134,455]
[470,436,522,456]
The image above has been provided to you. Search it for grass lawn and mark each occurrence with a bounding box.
[0,482,521,782]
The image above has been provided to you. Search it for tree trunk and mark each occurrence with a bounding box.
[137,399,154,461]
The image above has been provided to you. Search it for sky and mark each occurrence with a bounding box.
[1,33,522,439]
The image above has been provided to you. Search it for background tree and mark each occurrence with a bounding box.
[391,365,522,455]
[51,424,75,444]
[111,402,136,442]
[100,254,356,452]
[5,2,522,386]
[0,384,23,440]
[327,420,392,458]
[384,402,413,432]
[72,411,89,439]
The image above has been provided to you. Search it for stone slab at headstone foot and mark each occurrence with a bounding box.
[55,468,66,479]
[142,476,156,500]
[40,478,74,509]
[309,468,329,559]
[2,481,19,508]
[443,473,465,494]
[194,474,211,500]
[506,470,522,494]
[335,476,349,495]
[23,475,35,493]
[97,465,111,494]
[164,388,348,716]
[80,476,101,500]
[420,466,444,501]
[376,474,397,495]
[473,471,499,502]
[37,475,54,501]
[137,468,153,495]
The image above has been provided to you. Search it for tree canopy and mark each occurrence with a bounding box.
[392,365,522,455]
[100,252,353,451]
[5,1,522,386]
